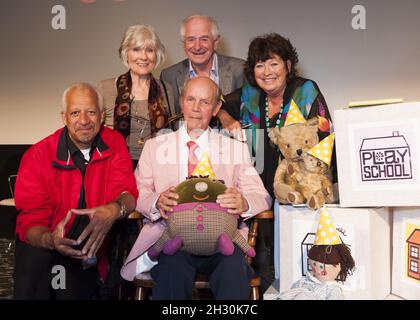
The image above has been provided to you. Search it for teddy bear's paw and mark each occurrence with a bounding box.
[277,197,290,204]
[274,183,295,204]
[307,196,324,210]
[163,236,183,255]
[218,233,234,256]
[288,191,304,204]
[325,184,339,203]
[326,186,333,195]
[287,192,297,203]
[307,197,317,210]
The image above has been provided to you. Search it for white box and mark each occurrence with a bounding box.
[334,102,420,207]
[392,207,420,299]
[274,202,391,299]
[263,279,280,300]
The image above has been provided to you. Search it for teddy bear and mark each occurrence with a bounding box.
[268,116,320,204]
[148,155,256,259]
[286,151,334,210]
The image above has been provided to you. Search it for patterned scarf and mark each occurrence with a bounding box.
[113,71,168,140]
[240,80,321,151]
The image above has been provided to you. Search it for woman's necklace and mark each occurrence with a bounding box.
[132,99,147,147]
[265,96,283,129]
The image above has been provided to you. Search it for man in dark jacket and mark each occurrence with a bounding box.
[160,14,244,128]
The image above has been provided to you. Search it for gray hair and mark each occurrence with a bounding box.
[180,77,222,109]
[180,14,220,41]
[119,24,166,69]
[61,83,104,113]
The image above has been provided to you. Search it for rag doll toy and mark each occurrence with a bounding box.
[148,153,255,258]
[278,207,355,300]
[286,133,335,210]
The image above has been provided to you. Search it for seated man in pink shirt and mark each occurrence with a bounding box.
[121,77,271,299]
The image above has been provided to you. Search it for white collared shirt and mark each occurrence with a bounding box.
[188,53,219,86]
[151,124,252,218]
[149,125,211,221]
[80,148,91,162]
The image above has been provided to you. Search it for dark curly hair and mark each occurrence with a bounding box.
[244,33,299,87]
[308,244,355,283]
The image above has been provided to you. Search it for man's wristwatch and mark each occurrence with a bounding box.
[115,199,128,220]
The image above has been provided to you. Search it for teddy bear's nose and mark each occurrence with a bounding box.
[296,149,302,156]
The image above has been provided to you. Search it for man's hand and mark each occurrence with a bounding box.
[50,210,87,260]
[71,202,120,258]
[156,187,179,219]
[216,187,249,215]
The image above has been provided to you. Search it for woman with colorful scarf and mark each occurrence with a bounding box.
[99,24,174,167]
[220,33,334,294]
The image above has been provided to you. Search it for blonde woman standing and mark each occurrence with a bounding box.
[99,24,174,166]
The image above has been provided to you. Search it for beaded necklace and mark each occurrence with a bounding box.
[265,96,283,129]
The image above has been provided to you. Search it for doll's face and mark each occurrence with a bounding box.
[309,259,341,282]
[175,177,226,203]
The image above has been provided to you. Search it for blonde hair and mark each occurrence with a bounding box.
[119,24,165,69]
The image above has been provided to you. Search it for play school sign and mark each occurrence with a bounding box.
[360,131,412,181]
[334,102,420,207]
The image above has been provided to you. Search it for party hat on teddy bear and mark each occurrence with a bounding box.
[307,133,335,167]
[191,152,215,179]
[284,99,306,126]
[314,206,342,245]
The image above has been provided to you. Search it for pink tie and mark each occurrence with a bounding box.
[187,141,199,177]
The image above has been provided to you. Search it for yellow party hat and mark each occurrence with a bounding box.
[284,99,306,126]
[314,207,342,245]
[191,152,215,179]
[307,133,335,167]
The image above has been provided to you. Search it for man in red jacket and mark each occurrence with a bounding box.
[14,83,138,299]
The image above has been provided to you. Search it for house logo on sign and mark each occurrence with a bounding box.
[300,233,316,276]
[359,131,412,181]
[407,229,420,281]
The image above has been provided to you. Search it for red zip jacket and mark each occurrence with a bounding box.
[15,126,138,279]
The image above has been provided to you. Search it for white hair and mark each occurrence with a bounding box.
[180,77,222,109]
[61,83,104,112]
[180,14,220,41]
[119,24,166,69]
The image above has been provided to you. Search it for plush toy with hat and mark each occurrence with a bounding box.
[278,207,355,300]
[268,100,322,204]
[287,133,336,210]
[148,153,255,258]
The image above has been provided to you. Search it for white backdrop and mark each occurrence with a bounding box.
[1,0,419,143]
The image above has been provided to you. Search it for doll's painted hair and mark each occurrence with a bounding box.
[308,244,355,282]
